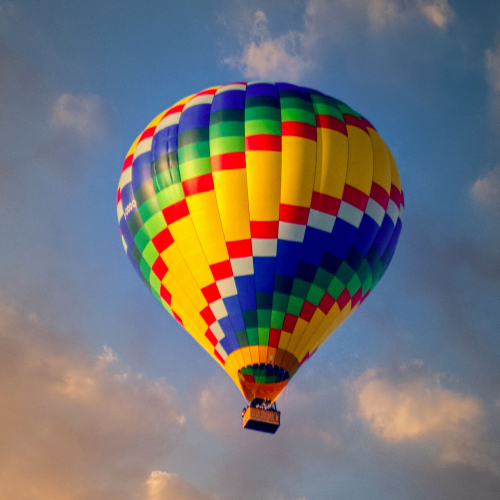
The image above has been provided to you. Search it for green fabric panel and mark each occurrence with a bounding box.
[157,183,185,209]
[257,309,272,326]
[306,284,324,306]
[281,108,316,125]
[235,329,249,348]
[258,328,270,345]
[272,292,289,312]
[246,327,259,346]
[243,310,258,329]
[143,211,167,238]
[135,180,156,207]
[154,166,181,190]
[131,243,142,265]
[245,106,281,122]
[209,136,245,155]
[149,272,162,294]
[313,268,334,290]
[347,274,362,296]
[327,277,345,300]
[287,296,305,315]
[244,119,281,136]
[209,121,245,139]
[138,197,160,223]
[291,279,310,299]
[311,102,345,120]
[336,262,355,285]
[139,258,151,281]
[177,140,210,163]
[134,227,150,252]
[178,157,212,181]
[127,211,143,237]
[280,97,314,112]
[177,127,209,148]
[270,310,285,329]
[141,241,159,267]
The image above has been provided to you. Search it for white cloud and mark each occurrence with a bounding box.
[223,10,313,83]
[50,93,110,138]
[223,0,455,82]
[354,368,480,441]
[353,366,500,475]
[471,165,500,207]
[418,0,454,29]
[145,471,218,500]
[0,300,185,500]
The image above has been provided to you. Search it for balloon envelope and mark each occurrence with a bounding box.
[117,82,403,403]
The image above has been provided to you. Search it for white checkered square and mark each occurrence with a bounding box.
[278,221,306,242]
[307,209,336,233]
[252,239,277,257]
[337,201,364,228]
[386,199,399,226]
[216,277,237,298]
[230,257,254,276]
[210,321,225,341]
[365,198,385,226]
[209,299,227,320]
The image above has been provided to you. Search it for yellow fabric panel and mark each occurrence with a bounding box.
[245,151,281,220]
[223,355,238,379]
[186,191,229,264]
[212,169,251,241]
[160,245,208,312]
[280,137,316,207]
[278,331,292,351]
[286,318,309,353]
[294,308,326,361]
[367,129,392,193]
[240,346,252,367]
[249,345,260,365]
[345,126,373,195]
[258,345,268,364]
[267,347,277,365]
[387,143,402,191]
[313,129,349,198]
[168,218,214,288]
[231,346,245,370]
[163,274,207,334]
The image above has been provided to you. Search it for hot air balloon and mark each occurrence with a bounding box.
[117,82,403,433]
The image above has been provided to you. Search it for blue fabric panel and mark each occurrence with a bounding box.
[234,276,257,311]
[245,82,280,99]
[373,215,395,255]
[253,257,277,292]
[211,90,246,112]
[132,153,153,193]
[299,227,331,266]
[178,103,211,133]
[352,215,380,256]
[151,128,169,162]
[275,240,302,277]
[327,219,358,259]
[223,296,246,331]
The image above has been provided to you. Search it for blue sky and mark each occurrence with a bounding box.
[1,1,500,499]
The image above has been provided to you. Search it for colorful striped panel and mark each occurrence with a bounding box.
[117,82,404,403]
